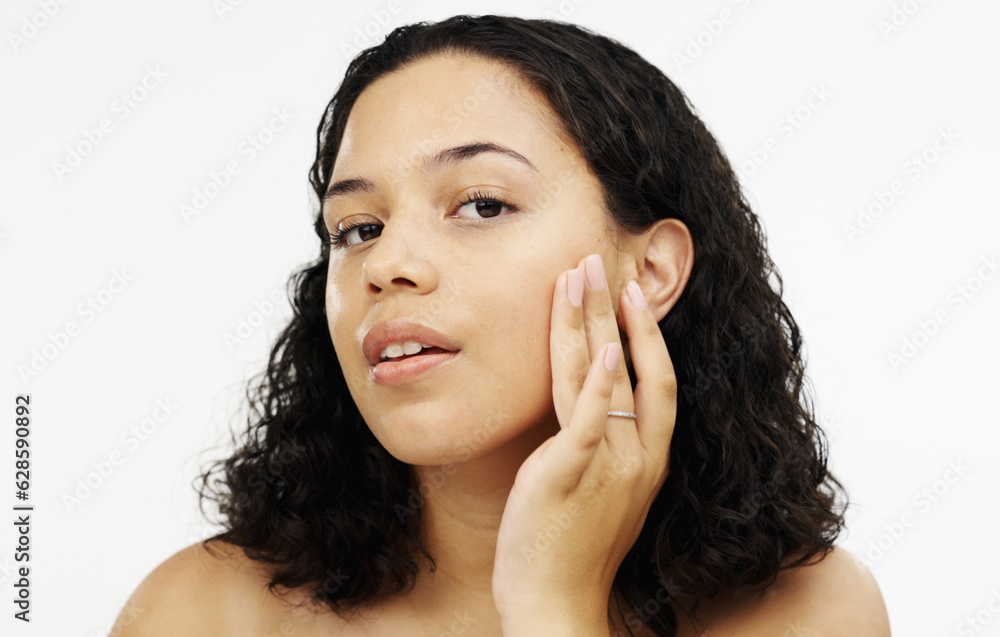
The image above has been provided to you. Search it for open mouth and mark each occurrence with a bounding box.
[380,346,452,364]
[371,347,459,386]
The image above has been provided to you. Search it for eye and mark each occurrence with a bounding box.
[326,189,519,249]
[329,221,382,247]
[455,188,518,220]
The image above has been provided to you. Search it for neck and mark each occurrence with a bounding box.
[403,413,560,620]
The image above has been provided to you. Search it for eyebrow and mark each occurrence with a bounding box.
[322,142,538,205]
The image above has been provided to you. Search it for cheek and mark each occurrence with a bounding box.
[324,277,350,357]
[486,275,557,364]
[326,282,344,323]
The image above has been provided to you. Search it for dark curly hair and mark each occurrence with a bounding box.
[197,14,847,636]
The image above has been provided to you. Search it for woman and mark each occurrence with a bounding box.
[114,15,889,636]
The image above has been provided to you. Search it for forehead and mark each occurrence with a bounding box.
[331,53,574,181]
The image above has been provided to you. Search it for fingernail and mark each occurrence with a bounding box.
[567,268,584,307]
[626,280,648,310]
[585,254,607,291]
[604,342,620,372]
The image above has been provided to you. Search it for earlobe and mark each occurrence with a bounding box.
[632,218,694,324]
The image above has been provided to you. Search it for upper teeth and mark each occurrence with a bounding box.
[380,341,434,361]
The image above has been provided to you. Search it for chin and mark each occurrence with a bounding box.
[370,425,506,467]
[364,407,543,467]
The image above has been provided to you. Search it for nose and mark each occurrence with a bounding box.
[362,212,439,298]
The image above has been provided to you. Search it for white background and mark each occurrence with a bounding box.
[1,0,998,635]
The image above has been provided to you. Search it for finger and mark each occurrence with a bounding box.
[581,254,635,448]
[620,278,677,471]
[541,342,620,491]
[550,267,590,429]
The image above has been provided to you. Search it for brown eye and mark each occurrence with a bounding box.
[459,199,508,219]
[455,189,518,220]
[330,222,382,247]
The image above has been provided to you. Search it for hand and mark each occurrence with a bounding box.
[492,253,677,633]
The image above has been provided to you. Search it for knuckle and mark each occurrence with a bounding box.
[596,375,615,399]
[576,429,603,452]
[659,375,678,400]
[611,454,632,475]
[590,300,614,321]
[645,322,665,342]
[611,451,643,480]
[612,357,630,385]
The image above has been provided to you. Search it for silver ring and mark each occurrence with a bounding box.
[607,410,637,420]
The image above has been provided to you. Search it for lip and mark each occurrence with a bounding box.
[362,319,460,368]
[370,351,459,386]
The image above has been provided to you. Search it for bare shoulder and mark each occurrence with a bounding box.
[109,540,283,636]
[675,545,891,636]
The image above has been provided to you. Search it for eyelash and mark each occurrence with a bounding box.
[327,189,518,248]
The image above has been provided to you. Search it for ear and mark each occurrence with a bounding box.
[621,218,694,324]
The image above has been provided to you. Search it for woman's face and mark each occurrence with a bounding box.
[323,53,635,466]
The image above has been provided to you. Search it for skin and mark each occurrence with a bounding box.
[321,51,689,634]
[110,51,891,637]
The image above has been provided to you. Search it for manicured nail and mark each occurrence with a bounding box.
[567,268,584,307]
[604,342,621,372]
[626,280,647,310]
[585,254,607,291]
